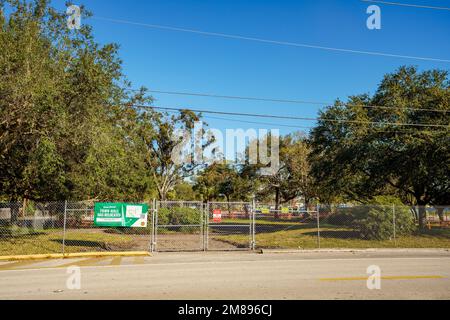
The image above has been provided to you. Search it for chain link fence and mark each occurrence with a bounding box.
[154,201,204,252]
[206,202,254,251]
[0,201,449,256]
[251,204,449,250]
[0,202,64,256]
[0,201,154,256]
[251,203,319,250]
[64,201,153,254]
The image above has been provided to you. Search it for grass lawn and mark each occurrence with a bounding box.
[2,220,449,256]
[0,226,136,256]
[213,221,450,249]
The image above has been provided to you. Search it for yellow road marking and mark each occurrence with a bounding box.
[320,275,444,281]
[0,251,150,261]
[110,256,123,266]
[134,256,145,264]
[57,257,110,268]
[0,260,43,271]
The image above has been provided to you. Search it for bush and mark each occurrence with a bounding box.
[326,205,416,240]
[326,206,367,226]
[157,207,202,225]
[358,206,416,240]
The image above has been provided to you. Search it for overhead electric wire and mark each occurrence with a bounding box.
[162,110,441,134]
[135,104,450,128]
[126,88,449,114]
[201,115,313,130]
[163,109,313,129]
[92,16,450,63]
[362,0,450,11]
[154,107,449,135]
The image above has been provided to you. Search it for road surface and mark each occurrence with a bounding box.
[0,250,449,300]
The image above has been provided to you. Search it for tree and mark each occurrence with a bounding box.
[167,182,199,201]
[243,132,315,216]
[194,162,255,203]
[138,109,211,200]
[310,66,450,228]
[0,0,154,204]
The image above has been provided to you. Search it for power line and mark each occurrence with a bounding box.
[194,115,444,134]
[163,109,313,129]
[92,16,450,63]
[362,0,450,11]
[126,88,449,114]
[135,104,450,128]
[163,108,447,135]
[202,115,313,130]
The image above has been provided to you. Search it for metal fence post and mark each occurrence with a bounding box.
[149,199,154,252]
[203,203,207,252]
[393,204,397,246]
[62,200,67,256]
[205,202,209,251]
[251,197,256,251]
[200,201,204,252]
[317,203,321,249]
[151,199,156,252]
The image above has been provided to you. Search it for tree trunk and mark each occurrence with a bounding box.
[418,204,427,229]
[437,207,445,224]
[10,202,19,225]
[274,188,280,219]
[226,195,230,211]
[304,198,310,216]
[22,198,28,217]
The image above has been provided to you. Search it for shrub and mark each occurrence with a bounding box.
[157,207,202,226]
[326,206,368,226]
[326,205,416,240]
[157,208,171,226]
[357,206,416,240]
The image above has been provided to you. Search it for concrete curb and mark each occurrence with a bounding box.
[0,251,151,262]
[260,248,450,254]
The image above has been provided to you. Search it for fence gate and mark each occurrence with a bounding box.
[206,202,254,251]
[152,201,204,252]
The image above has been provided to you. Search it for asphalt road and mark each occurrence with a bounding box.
[0,250,449,300]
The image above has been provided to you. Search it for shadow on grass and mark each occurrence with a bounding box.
[0,227,46,239]
[303,230,361,240]
[104,228,152,235]
[414,228,450,239]
[52,239,106,248]
[254,223,318,234]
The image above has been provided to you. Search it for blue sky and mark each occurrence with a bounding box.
[53,0,450,135]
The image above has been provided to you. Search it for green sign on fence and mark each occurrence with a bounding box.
[94,203,149,228]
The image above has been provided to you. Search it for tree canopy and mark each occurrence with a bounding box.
[1,2,448,231]
[309,66,450,227]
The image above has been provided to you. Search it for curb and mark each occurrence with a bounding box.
[0,251,151,262]
[260,248,450,254]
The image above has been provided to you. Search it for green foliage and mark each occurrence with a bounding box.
[326,206,368,226]
[167,183,199,201]
[157,207,202,234]
[358,206,416,240]
[139,110,208,201]
[327,205,416,240]
[0,0,154,202]
[194,163,254,202]
[158,207,202,226]
[241,132,314,207]
[310,66,450,227]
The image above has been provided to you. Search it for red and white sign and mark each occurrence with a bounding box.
[213,209,222,223]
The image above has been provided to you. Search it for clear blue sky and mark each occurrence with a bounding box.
[53,0,449,135]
